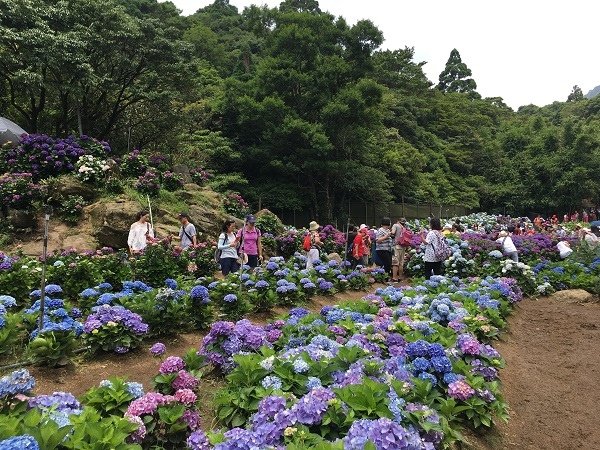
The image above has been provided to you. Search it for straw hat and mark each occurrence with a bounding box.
[309,221,320,231]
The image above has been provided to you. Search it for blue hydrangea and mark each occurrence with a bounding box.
[0,295,17,308]
[97,282,113,292]
[261,376,282,390]
[125,382,144,399]
[406,340,430,358]
[292,358,310,373]
[165,278,178,289]
[190,285,210,303]
[443,372,462,384]
[418,372,437,385]
[208,281,219,290]
[306,376,322,390]
[255,280,269,289]
[44,284,63,296]
[223,294,237,303]
[80,288,99,299]
[428,343,447,358]
[430,356,452,373]
[0,369,35,397]
[412,357,431,372]
[0,435,39,450]
[95,293,116,306]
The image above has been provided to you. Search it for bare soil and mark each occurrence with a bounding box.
[467,294,600,450]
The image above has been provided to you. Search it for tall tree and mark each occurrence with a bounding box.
[437,49,480,98]
[567,85,584,102]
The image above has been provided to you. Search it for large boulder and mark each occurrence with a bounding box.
[86,198,141,249]
[51,175,97,201]
[549,289,597,304]
[84,186,241,248]
[255,209,285,235]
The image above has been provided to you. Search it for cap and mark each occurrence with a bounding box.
[245,214,256,223]
[359,224,368,230]
[178,212,190,219]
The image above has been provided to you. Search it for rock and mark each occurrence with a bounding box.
[86,198,142,249]
[172,164,192,183]
[51,175,97,201]
[7,209,36,230]
[327,253,343,265]
[62,233,99,251]
[255,209,285,235]
[549,289,596,304]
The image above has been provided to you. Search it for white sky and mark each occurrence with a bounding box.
[167,0,600,108]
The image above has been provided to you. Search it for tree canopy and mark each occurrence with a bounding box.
[1,0,599,219]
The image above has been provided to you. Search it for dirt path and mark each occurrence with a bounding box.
[471,293,600,450]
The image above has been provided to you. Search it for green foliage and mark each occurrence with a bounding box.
[437,49,480,98]
[59,195,87,225]
[81,378,137,418]
[26,330,78,367]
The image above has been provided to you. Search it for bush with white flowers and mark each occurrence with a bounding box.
[76,155,110,183]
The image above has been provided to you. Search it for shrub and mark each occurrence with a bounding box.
[0,173,42,210]
[120,149,148,178]
[83,305,149,354]
[135,170,161,197]
[3,134,110,180]
[148,153,170,171]
[189,167,211,186]
[82,378,144,418]
[223,192,250,218]
[75,154,110,183]
[59,195,86,225]
[162,171,184,192]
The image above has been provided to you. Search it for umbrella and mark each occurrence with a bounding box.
[590,221,600,227]
[0,117,27,145]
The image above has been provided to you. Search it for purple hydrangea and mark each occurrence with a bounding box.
[159,356,186,374]
[150,342,166,356]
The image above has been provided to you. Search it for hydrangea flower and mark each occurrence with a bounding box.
[0,435,39,450]
[187,430,211,450]
[448,380,476,401]
[150,342,166,356]
[159,356,186,374]
[261,376,282,390]
[223,294,237,303]
[0,369,35,397]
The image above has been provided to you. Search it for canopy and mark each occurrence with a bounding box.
[0,117,27,145]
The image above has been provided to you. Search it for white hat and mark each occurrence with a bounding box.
[309,221,320,231]
[498,230,508,237]
[359,224,368,230]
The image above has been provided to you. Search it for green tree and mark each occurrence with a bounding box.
[437,48,480,98]
[567,84,584,102]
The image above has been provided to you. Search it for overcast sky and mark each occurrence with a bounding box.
[167,0,600,109]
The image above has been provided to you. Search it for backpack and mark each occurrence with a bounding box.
[214,233,229,263]
[396,226,413,247]
[303,233,312,252]
[431,232,452,261]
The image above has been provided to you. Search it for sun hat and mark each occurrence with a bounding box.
[309,221,320,231]
[245,214,256,223]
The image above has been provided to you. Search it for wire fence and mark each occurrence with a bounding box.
[274,202,471,229]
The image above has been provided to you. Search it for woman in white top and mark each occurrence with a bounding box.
[423,217,448,277]
[496,229,518,262]
[128,211,154,254]
[218,220,240,275]
[556,241,573,259]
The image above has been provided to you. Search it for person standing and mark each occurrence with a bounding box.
[237,214,263,268]
[496,229,519,262]
[423,218,448,277]
[218,220,240,276]
[177,213,197,250]
[391,217,409,282]
[305,221,323,269]
[352,225,369,267]
[127,211,154,255]
[375,217,393,276]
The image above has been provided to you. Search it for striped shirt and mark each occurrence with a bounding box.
[375,227,393,251]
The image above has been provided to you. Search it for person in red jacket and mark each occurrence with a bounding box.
[352,225,369,267]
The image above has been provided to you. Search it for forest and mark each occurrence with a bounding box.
[1,0,600,221]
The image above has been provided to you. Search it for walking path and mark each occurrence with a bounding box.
[472,292,600,449]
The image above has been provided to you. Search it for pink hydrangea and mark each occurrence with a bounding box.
[126,392,174,417]
[172,370,199,391]
[159,356,185,374]
[448,380,476,401]
[175,388,197,405]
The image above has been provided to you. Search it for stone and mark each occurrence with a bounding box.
[52,175,97,201]
[255,209,285,235]
[549,289,596,304]
[327,252,343,265]
[172,164,192,183]
[86,198,142,249]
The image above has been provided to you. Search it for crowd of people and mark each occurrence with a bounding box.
[126,209,600,280]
